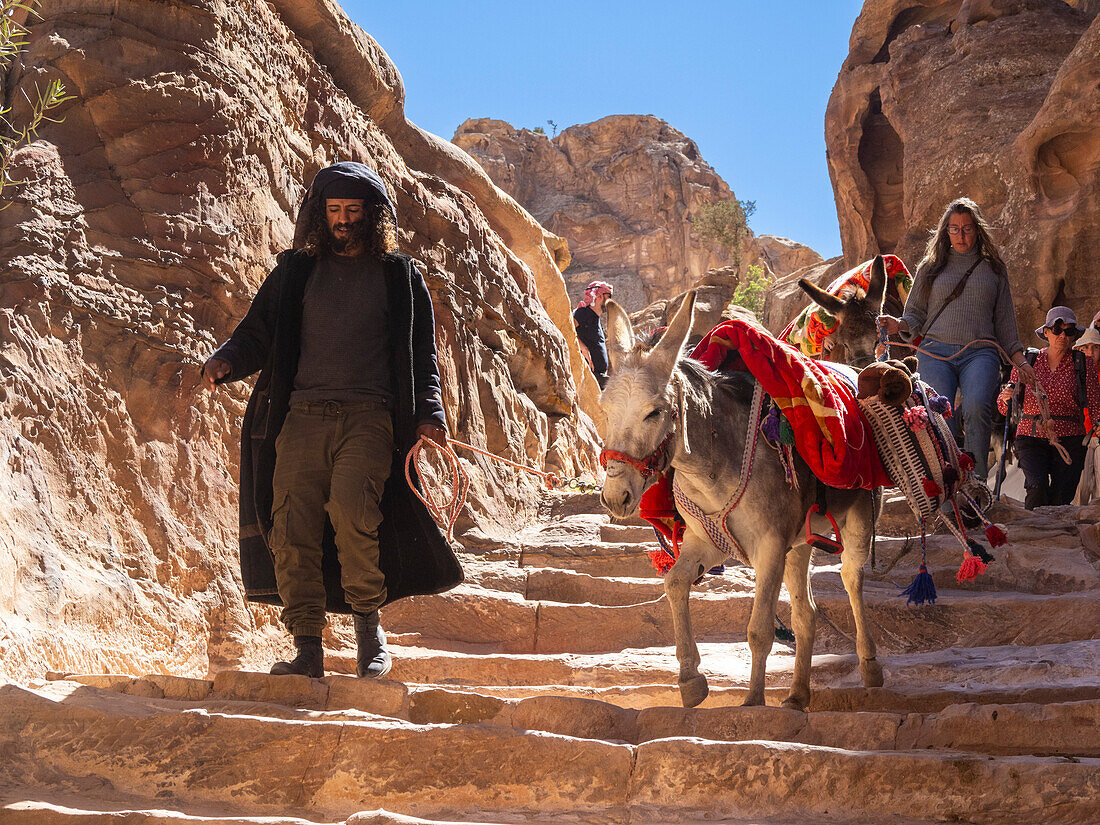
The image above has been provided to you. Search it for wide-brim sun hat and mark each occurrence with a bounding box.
[1034,305,1085,339]
[1074,326,1100,350]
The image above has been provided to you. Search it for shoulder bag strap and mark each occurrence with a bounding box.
[921,257,983,337]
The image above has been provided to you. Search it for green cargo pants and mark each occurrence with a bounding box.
[270,400,394,636]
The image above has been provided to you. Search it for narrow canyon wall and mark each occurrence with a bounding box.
[454,116,819,311]
[827,0,1099,335]
[0,0,600,681]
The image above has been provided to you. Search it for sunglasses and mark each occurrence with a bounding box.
[1048,321,1082,338]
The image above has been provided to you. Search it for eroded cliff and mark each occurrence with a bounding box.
[0,0,600,681]
[827,0,1099,334]
[454,116,820,310]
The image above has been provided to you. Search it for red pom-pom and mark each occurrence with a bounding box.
[958,452,975,473]
[648,549,676,574]
[923,477,942,497]
[956,555,988,583]
[985,524,1007,547]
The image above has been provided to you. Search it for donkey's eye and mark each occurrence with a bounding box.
[644,408,662,421]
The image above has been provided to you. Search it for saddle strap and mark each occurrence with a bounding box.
[671,381,765,566]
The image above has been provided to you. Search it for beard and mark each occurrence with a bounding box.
[326,219,369,254]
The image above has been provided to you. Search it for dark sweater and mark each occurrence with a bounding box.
[901,248,1023,358]
[574,305,609,382]
[291,253,392,405]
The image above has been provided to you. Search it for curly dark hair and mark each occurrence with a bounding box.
[298,197,398,258]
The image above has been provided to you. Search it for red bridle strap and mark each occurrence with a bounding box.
[599,430,675,478]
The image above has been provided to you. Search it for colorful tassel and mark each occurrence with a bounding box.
[958,452,975,473]
[956,554,988,582]
[648,548,676,574]
[901,564,938,606]
[779,416,795,445]
[761,405,782,443]
[943,467,959,488]
[923,477,942,497]
[985,523,1007,548]
[928,394,952,418]
[904,405,929,430]
[966,538,994,564]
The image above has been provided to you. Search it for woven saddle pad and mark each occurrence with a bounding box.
[858,397,961,523]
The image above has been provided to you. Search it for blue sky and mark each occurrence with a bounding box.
[342,1,866,260]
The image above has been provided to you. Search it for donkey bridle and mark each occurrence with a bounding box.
[599,429,677,479]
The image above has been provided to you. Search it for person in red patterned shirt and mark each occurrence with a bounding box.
[998,307,1100,509]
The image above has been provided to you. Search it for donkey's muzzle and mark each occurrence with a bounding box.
[600,485,636,518]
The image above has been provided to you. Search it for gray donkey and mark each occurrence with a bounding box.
[797,254,888,369]
[599,291,884,710]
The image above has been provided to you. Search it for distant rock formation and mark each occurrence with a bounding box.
[827,0,1099,335]
[454,116,820,310]
[0,0,600,680]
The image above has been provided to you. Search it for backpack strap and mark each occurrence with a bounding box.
[1072,349,1088,413]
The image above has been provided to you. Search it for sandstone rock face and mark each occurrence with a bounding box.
[0,0,601,682]
[827,0,1099,335]
[454,116,819,311]
[748,234,824,281]
[761,256,848,336]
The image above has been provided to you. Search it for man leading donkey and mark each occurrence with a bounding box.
[201,162,462,679]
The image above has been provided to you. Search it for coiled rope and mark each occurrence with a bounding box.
[406,437,598,540]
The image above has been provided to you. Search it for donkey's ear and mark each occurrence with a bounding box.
[867,255,887,308]
[798,278,845,315]
[603,299,634,373]
[647,290,696,379]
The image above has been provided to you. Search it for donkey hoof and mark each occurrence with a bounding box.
[861,657,884,688]
[679,675,709,708]
[781,693,810,712]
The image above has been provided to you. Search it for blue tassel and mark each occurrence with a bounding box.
[707,565,726,576]
[900,564,937,606]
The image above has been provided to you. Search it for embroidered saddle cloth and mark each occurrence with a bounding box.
[639,319,891,551]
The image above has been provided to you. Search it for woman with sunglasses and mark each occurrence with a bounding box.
[879,197,1033,480]
[997,307,1100,509]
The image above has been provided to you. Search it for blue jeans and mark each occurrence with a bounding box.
[916,340,1002,478]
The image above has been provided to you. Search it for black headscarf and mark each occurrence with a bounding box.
[292,161,396,248]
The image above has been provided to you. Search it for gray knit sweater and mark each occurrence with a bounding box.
[900,248,1023,358]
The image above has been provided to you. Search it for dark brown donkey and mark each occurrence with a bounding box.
[797,255,888,369]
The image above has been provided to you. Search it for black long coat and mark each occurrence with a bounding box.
[213,249,463,611]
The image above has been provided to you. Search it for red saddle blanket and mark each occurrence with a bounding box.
[639,319,891,548]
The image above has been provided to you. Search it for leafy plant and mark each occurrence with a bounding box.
[532,126,545,135]
[0,0,74,206]
[691,198,757,266]
[546,119,557,137]
[730,264,769,315]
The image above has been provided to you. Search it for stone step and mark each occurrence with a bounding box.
[519,533,1099,597]
[3,682,1096,824]
[866,532,1099,594]
[523,566,755,605]
[0,800,323,825]
[380,584,1100,655]
[50,639,1100,718]
[598,523,657,543]
[35,675,1100,757]
[519,541,661,577]
[0,801,548,825]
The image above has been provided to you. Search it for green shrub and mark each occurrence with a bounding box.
[691,199,756,267]
[730,264,769,315]
[0,0,74,207]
